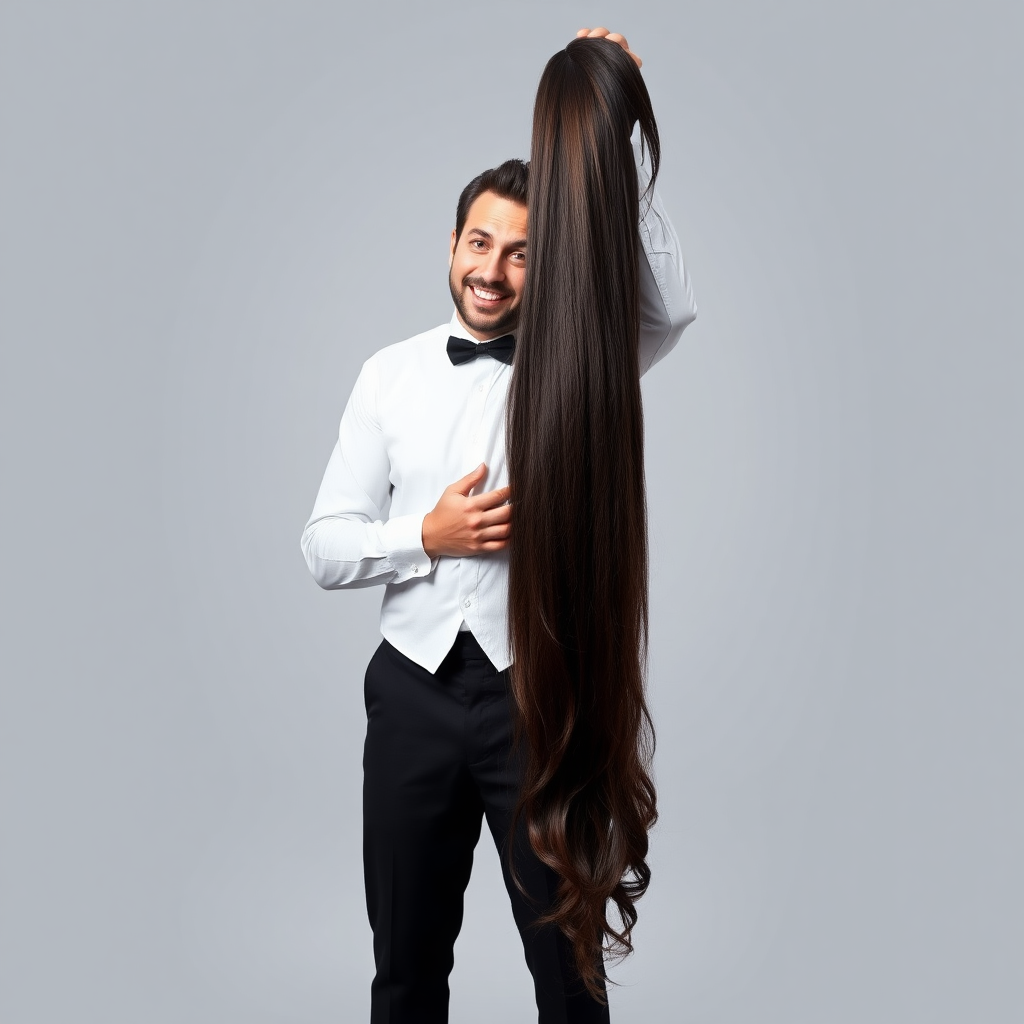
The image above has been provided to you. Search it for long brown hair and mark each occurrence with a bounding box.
[507,38,660,1002]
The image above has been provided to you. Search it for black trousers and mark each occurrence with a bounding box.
[363,632,610,1023]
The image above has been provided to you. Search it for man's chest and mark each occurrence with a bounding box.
[379,365,511,496]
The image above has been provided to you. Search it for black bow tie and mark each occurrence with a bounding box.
[446,334,516,366]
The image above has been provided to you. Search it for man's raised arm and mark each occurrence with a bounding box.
[635,129,698,375]
[575,26,698,375]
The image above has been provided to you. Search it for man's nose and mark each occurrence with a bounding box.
[479,250,505,282]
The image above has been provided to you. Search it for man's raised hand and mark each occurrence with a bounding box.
[421,463,512,558]
[575,27,642,68]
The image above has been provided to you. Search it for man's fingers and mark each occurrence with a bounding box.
[451,462,488,495]
[478,524,511,544]
[478,526,511,548]
[604,32,642,67]
[574,26,642,67]
[472,484,511,509]
[477,502,512,527]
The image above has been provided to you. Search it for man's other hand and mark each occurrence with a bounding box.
[422,464,512,558]
[575,27,642,68]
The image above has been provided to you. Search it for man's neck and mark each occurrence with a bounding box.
[455,311,515,342]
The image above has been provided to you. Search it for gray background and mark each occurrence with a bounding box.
[1,1,1020,1022]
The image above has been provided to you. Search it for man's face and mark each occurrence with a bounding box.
[448,191,528,340]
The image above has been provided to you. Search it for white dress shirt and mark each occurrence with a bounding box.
[300,137,697,673]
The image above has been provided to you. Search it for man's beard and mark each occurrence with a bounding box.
[449,271,520,337]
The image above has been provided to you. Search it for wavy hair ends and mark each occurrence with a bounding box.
[507,38,660,1003]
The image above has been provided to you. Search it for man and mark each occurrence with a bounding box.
[300,28,696,1023]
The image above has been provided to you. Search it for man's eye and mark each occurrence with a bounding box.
[511,252,526,263]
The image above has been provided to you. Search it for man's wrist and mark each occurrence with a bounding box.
[421,511,437,560]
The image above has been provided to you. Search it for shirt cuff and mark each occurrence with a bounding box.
[383,512,435,582]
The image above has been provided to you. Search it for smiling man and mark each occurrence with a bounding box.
[300,27,696,1024]
[448,166,528,339]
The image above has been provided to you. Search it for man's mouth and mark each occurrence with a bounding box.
[470,284,509,304]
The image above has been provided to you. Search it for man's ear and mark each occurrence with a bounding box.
[449,229,456,269]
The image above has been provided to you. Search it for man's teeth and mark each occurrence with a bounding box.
[472,286,504,301]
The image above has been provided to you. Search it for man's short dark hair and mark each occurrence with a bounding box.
[454,159,529,244]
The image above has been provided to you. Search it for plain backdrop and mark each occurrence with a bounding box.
[1,2,1021,1022]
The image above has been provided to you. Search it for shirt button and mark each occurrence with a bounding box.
[463,598,472,608]
[411,566,419,574]
[477,384,484,393]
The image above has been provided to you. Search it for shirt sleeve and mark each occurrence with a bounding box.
[299,355,436,589]
[633,128,698,376]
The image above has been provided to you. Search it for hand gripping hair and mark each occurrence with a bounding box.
[506,37,661,1003]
